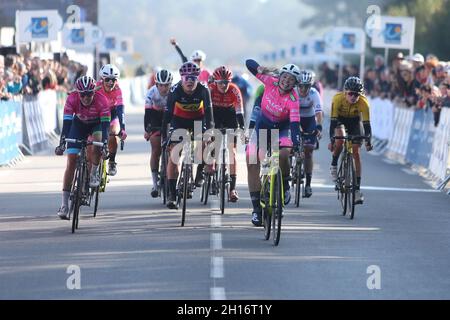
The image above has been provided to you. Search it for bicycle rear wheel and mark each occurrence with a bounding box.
[93,161,104,217]
[201,172,211,205]
[161,148,168,205]
[272,170,283,246]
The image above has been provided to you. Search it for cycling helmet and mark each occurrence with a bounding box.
[75,76,96,92]
[190,50,206,61]
[99,64,120,79]
[344,76,364,93]
[155,69,173,84]
[297,70,313,85]
[179,61,201,77]
[213,66,232,81]
[280,63,301,79]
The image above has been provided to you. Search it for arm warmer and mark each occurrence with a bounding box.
[116,105,125,130]
[245,59,260,76]
[290,122,301,146]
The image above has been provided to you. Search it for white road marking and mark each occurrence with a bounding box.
[211,233,223,250]
[211,257,224,279]
[210,287,226,300]
[310,184,439,193]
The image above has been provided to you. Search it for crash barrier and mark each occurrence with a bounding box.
[0,75,149,166]
[367,95,450,188]
[0,99,22,165]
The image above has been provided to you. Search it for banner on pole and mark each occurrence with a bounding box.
[15,10,63,43]
[371,16,415,50]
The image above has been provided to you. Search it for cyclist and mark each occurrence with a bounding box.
[295,70,324,198]
[311,70,324,99]
[162,62,214,209]
[96,64,127,176]
[245,59,301,226]
[208,66,245,202]
[144,69,174,197]
[55,76,110,220]
[329,76,373,205]
[169,38,211,84]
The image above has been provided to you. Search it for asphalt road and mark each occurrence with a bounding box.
[1,101,449,300]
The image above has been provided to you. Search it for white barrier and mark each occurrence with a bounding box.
[368,97,394,141]
[38,89,58,135]
[386,106,415,160]
[429,108,450,181]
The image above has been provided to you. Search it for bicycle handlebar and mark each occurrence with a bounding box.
[65,138,104,147]
[333,135,370,141]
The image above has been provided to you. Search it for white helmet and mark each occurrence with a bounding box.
[155,69,173,84]
[297,70,313,85]
[190,50,206,62]
[99,64,120,79]
[280,63,301,79]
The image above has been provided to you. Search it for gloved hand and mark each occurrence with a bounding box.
[119,129,127,141]
[315,124,323,139]
[55,138,65,156]
[55,144,65,156]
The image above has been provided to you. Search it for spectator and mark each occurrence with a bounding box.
[374,54,386,78]
[433,63,447,86]
[410,53,425,69]
[395,60,416,107]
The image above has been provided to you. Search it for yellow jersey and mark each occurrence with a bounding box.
[330,92,370,122]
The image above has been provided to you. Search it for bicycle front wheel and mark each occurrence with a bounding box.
[294,160,302,207]
[219,163,226,215]
[261,176,271,241]
[181,164,190,227]
[348,156,356,220]
[272,170,283,246]
[71,165,84,233]
[337,158,347,216]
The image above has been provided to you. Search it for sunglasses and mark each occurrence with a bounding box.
[215,80,230,85]
[347,92,360,97]
[193,59,202,63]
[79,91,94,97]
[298,84,311,89]
[104,78,117,83]
[182,75,198,82]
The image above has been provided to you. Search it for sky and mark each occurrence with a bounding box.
[98,0,318,70]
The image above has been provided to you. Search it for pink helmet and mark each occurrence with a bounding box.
[75,76,96,92]
[179,62,201,77]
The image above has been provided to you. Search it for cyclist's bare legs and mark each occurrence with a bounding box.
[63,154,78,191]
[304,147,314,175]
[150,134,162,171]
[229,145,239,201]
[107,122,120,175]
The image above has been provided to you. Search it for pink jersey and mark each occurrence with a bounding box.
[256,73,300,123]
[64,91,111,124]
[198,69,211,84]
[96,80,124,111]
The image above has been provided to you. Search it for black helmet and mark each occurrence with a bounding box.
[344,76,364,94]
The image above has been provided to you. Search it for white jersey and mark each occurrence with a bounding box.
[296,87,323,118]
[144,85,169,112]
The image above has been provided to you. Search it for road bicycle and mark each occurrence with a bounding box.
[65,138,105,233]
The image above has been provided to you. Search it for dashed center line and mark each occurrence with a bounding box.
[210,199,226,300]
